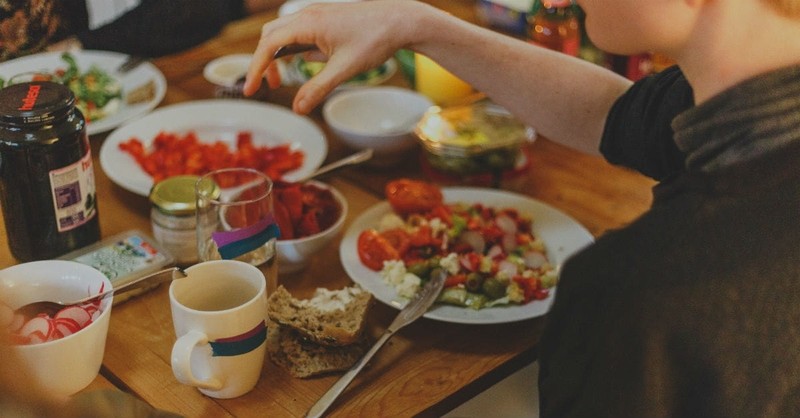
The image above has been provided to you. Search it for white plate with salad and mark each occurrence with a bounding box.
[340,187,594,324]
[0,50,166,135]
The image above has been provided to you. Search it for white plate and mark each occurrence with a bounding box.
[99,100,327,196]
[340,187,594,324]
[0,50,166,136]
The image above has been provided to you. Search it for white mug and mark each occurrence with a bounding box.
[169,260,267,399]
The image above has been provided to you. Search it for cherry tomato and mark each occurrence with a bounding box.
[357,229,400,271]
[385,179,443,216]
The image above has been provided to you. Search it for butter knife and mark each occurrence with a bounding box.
[305,269,447,418]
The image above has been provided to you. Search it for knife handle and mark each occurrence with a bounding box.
[305,330,394,418]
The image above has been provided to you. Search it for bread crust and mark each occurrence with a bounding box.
[267,285,373,346]
[266,285,374,378]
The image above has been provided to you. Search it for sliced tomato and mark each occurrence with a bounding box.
[444,274,467,288]
[379,228,411,257]
[385,179,443,216]
[357,229,400,271]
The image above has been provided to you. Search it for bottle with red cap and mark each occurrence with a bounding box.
[0,81,101,261]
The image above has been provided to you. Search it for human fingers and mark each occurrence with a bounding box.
[244,16,307,96]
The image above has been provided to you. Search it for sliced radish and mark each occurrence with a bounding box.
[486,244,504,259]
[54,319,79,338]
[524,251,548,269]
[497,260,518,276]
[55,305,92,328]
[20,316,54,343]
[496,214,517,235]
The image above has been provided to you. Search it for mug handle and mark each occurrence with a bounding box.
[171,330,223,390]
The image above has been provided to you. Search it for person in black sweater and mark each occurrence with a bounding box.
[243,1,800,416]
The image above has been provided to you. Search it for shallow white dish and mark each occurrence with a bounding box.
[203,54,252,87]
[339,187,594,324]
[99,100,327,196]
[0,50,166,136]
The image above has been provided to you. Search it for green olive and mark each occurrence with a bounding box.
[465,272,484,293]
[481,277,506,300]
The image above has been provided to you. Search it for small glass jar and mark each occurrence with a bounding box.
[415,101,535,186]
[149,175,201,265]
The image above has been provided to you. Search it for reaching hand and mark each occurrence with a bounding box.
[244,0,428,114]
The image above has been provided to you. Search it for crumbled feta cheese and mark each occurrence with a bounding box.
[298,287,362,312]
[379,260,421,298]
[429,217,447,235]
[396,273,421,298]
[439,252,460,275]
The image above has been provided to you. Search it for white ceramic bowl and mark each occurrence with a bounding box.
[322,87,434,165]
[276,181,348,274]
[0,260,113,397]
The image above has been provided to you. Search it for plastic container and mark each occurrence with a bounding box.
[57,230,175,305]
[0,81,101,261]
[415,101,535,181]
[149,175,201,265]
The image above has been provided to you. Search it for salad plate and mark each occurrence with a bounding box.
[340,187,594,324]
[99,100,327,196]
[0,50,166,136]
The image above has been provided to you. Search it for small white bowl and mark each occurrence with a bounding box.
[203,54,252,87]
[276,181,348,274]
[0,260,113,397]
[323,87,434,165]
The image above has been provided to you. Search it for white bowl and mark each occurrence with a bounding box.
[323,87,434,165]
[276,181,348,274]
[0,260,112,397]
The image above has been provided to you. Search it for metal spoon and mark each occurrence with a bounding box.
[297,148,374,182]
[14,267,187,318]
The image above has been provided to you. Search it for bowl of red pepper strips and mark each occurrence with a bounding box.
[273,180,348,274]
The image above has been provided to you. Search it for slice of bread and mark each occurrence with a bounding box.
[266,321,369,378]
[267,285,373,346]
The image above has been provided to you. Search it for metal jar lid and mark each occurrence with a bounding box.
[414,101,535,158]
[0,81,75,126]
[149,175,203,216]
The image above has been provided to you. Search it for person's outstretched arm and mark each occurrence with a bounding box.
[244,0,631,155]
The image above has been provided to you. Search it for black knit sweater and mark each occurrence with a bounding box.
[538,66,800,418]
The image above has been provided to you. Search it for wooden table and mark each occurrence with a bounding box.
[0,2,655,417]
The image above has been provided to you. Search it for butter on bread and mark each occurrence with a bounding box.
[267,285,372,346]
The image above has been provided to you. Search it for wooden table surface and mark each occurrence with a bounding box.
[0,1,655,417]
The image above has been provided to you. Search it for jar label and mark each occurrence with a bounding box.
[49,150,98,232]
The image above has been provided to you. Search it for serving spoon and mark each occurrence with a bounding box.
[14,266,187,318]
[296,148,373,182]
